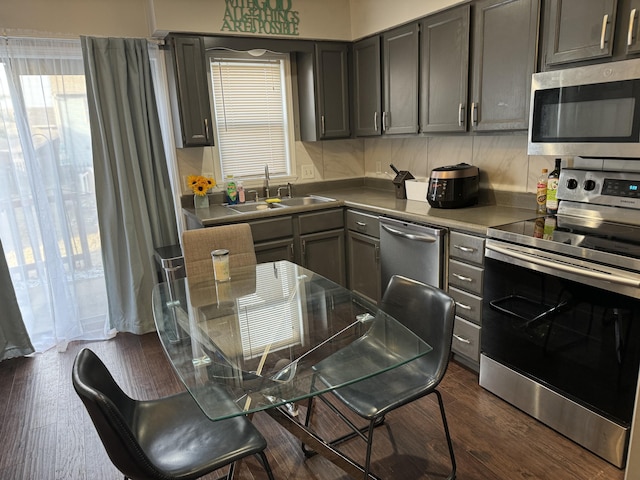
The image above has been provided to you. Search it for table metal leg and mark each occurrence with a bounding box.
[265,405,383,480]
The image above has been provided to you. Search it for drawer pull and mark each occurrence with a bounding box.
[453,244,476,253]
[453,334,471,344]
[452,273,472,282]
[455,301,471,310]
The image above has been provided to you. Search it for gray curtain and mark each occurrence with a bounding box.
[0,239,35,361]
[81,37,178,334]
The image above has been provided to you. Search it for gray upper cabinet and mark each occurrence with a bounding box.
[471,0,540,131]
[167,35,214,147]
[420,5,470,133]
[626,0,640,54]
[544,0,618,66]
[297,42,350,141]
[382,23,420,135]
[353,36,382,137]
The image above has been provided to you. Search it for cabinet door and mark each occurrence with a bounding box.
[624,0,640,54]
[347,231,381,304]
[316,43,350,139]
[353,36,382,137]
[420,5,470,133]
[254,238,295,264]
[383,23,420,135]
[471,0,539,131]
[299,229,346,286]
[545,0,617,66]
[171,36,214,146]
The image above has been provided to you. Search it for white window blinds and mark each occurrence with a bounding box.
[210,56,291,179]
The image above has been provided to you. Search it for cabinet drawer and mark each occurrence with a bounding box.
[346,210,380,238]
[452,316,480,362]
[298,208,344,235]
[449,285,482,325]
[249,216,293,242]
[448,259,483,295]
[450,231,485,265]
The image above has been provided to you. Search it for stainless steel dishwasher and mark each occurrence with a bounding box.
[379,217,446,295]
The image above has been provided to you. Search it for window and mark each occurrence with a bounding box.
[208,51,293,179]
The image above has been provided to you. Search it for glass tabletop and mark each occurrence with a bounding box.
[152,260,432,421]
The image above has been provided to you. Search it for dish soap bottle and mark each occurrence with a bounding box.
[225,175,238,205]
[546,159,561,215]
[536,168,548,214]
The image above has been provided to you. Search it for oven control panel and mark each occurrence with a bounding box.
[558,169,640,209]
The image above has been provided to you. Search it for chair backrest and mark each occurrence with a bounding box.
[380,275,456,384]
[71,348,163,480]
[182,224,257,279]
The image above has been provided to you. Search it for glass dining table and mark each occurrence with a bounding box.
[152,260,432,479]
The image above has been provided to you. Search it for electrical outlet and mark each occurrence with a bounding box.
[302,165,315,179]
[376,161,382,174]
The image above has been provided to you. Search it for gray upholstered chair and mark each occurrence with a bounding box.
[182,223,257,279]
[305,275,457,479]
[72,348,275,480]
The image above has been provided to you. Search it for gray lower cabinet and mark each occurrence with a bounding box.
[297,209,346,286]
[470,0,539,131]
[346,210,381,304]
[248,216,295,264]
[448,231,485,370]
[420,4,470,133]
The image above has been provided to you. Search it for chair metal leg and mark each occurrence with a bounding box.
[434,389,457,480]
[256,451,276,480]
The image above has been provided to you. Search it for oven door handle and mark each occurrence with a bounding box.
[486,243,640,288]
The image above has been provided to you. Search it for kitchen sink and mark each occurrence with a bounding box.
[226,202,286,213]
[277,195,336,207]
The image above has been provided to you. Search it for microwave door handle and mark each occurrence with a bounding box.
[601,14,609,50]
[629,9,637,46]
[486,243,640,288]
[381,224,437,243]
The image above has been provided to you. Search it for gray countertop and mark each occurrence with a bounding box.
[183,186,536,235]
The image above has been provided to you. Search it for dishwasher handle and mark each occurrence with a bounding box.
[381,223,437,243]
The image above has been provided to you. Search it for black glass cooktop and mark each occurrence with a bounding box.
[488,215,640,262]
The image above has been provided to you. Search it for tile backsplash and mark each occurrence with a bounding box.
[176,133,555,196]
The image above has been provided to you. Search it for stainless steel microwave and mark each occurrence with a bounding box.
[528,58,640,158]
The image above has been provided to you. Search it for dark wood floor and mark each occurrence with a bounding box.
[0,332,624,480]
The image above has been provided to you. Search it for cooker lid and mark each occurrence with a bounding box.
[430,163,479,179]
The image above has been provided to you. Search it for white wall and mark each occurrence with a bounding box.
[349,0,468,39]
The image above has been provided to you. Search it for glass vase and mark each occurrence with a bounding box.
[194,194,209,209]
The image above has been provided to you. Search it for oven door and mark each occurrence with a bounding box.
[481,240,640,466]
[482,239,640,424]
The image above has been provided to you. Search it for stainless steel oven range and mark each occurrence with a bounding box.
[481,166,640,468]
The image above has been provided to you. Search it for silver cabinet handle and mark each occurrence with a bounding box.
[204,118,209,140]
[381,224,436,243]
[458,103,465,127]
[629,9,637,46]
[453,244,476,253]
[471,102,478,126]
[601,14,609,50]
[455,301,472,310]
[356,221,368,232]
[382,111,388,131]
[374,111,378,131]
[452,272,473,282]
[321,115,326,135]
[453,334,471,344]
[374,243,380,262]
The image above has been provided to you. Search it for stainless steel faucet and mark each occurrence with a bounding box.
[264,164,271,199]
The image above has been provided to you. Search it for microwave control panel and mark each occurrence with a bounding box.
[558,169,640,209]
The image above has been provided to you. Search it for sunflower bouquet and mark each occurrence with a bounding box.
[187,175,216,196]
